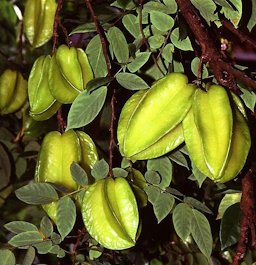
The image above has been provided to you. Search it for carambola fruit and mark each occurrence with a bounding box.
[82,177,139,250]
[35,130,98,222]
[48,45,93,103]
[0,69,27,115]
[28,55,61,121]
[182,84,251,183]
[117,73,196,160]
[24,0,57,48]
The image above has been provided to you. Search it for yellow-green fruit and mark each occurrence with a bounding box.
[182,84,251,183]
[28,55,61,121]
[0,69,27,115]
[117,73,196,160]
[24,0,57,48]
[48,45,93,103]
[35,130,98,222]
[82,177,139,250]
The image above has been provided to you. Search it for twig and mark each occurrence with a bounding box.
[71,228,86,255]
[57,108,66,133]
[221,19,256,51]
[108,89,117,176]
[52,0,63,54]
[232,170,255,265]
[139,0,166,76]
[84,0,111,77]
[175,0,256,92]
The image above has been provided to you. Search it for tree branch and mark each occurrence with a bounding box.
[52,0,63,54]
[175,0,256,92]
[232,170,256,265]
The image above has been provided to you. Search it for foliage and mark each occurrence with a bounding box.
[0,0,256,265]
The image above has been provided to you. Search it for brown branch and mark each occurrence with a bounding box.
[108,89,117,176]
[84,0,111,77]
[232,170,256,265]
[175,0,256,92]
[221,19,256,51]
[52,0,63,54]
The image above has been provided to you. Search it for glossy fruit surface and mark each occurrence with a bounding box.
[117,73,196,160]
[82,177,139,250]
[182,84,251,183]
[0,69,27,115]
[35,130,98,221]
[28,55,61,121]
[24,0,57,48]
[48,45,93,103]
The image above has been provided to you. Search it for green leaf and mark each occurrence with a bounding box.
[213,0,233,9]
[0,249,15,265]
[147,157,173,189]
[107,26,129,64]
[112,167,128,178]
[66,86,107,130]
[191,0,218,25]
[191,209,213,259]
[57,248,66,258]
[220,0,242,27]
[51,232,62,245]
[148,35,165,49]
[8,231,43,247]
[150,11,174,32]
[165,187,184,197]
[0,143,11,189]
[86,77,113,92]
[169,151,189,169]
[116,73,149,90]
[191,57,209,79]
[145,171,161,185]
[163,0,178,13]
[49,245,61,254]
[162,43,174,63]
[184,197,213,214]
[191,163,207,188]
[22,246,35,265]
[4,221,38,234]
[247,0,256,31]
[69,22,110,35]
[57,197,76,239]
[70,162,88,186]
[220,203,241,250]
[143,2,175,14]
[127,52,151,73]
[121,158,130,169]
[240,87,256,111]
[40,216,53,238]
[86,35,108,77]
[173,60,184,72]
[91,159,109,180]
[152,193,175,223]
[217,193,241,219]
[144,185,161,204]
[173,203,193,241]
[122,14,141,38]
[15,183,58,205]
[89,248,103,260]
[170,28,193,51]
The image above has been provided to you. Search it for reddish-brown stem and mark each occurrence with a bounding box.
[232,170,256,265]
[57,108,65,133]
[52,0,63,54]
[84,0,111,77]
[139,0,165,76]
[108,89,117,176]
[175,0,256,92]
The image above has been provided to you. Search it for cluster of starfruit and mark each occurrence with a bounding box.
[117,73,251,183]
[0,69,27,115]
[28,45,93,120]
[35,129,140,250]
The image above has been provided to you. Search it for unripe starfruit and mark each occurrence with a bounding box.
[182,84,251,183]
[24,0,57,48]
[48,45,93,103]
[117,73,196,160]
[35,130,98,222]
[0,69,27,115]
[28,55,61,121]
[82,177,139,250]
